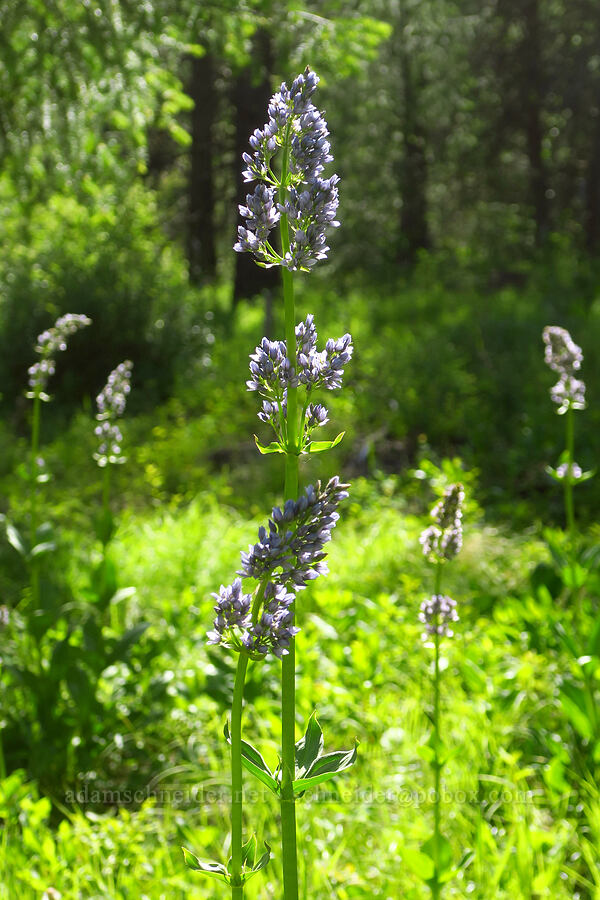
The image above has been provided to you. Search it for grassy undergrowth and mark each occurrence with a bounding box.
[1,476,598,898]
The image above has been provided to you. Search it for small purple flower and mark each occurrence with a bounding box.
[242,583,299,659]
[207,578,253,646]
[419,594,459,639]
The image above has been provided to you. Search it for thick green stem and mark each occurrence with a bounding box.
[432,562,443,899]
[279,123,300,900]
[29,392,42,605]
[231,652,250,899]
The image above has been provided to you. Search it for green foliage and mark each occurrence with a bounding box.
[0,182,207,410]
[0,483,598,896]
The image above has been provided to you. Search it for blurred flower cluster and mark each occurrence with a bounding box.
[543,326,586,415]
[27,313,91,396]
[94,360,133,467]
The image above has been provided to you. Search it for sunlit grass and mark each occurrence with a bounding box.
[1,481,592,898]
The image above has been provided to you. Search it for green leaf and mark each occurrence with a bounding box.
[293,742,358,792]
[577,469,596,483]
[252,841,271,874]
[182,848,230,883]
[224,723,279,795]
[110,587,137,606]
[295,712,324,777]
[304,432,345,454]
[108,623,150,664]
[421,834,453,876]
[30,541,56,558]
[5,521,26,557]
[401,847,435,881]
[559,683,594,740]
[254,435,285,455]
[66,665,94,714]
[554,623,581,660]
[240,834,257,870]
[241,841,271,883]
[94,509,115,545]
[587,618,600,658]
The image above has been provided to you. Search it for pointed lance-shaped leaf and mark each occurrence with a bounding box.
[293,742,358,792]
[304,431,345,454]
[295,711,324,777]
[224,722,279,795]
[254,436,285,455]
[182,848,231,884]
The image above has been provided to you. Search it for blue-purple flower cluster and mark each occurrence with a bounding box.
[27,313,91,395]
[207,477,349,659]
[234,68,339,272]
[207,580,297,659]
[94,360,133,467]
[419,483,464,563]
[247,315,352,447]
[542,326,586,415]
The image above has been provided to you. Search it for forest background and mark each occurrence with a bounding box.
[1,1,600,898]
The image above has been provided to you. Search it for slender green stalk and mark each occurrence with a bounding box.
[279,122,300,900]
[29,391,42,605]
[564,404,576,583]
[231,652,250,899]
[431,562,443,900]
[102,465,111,543]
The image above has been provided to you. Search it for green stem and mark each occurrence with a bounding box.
[102,464,112,557]
[564,404,577,593]
[279,122,300,900]
[103,466,111,527]
[29,391,42,605]
[231,652,250,899]
[432,562,443,899]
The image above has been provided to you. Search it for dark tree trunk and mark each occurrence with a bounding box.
[396,12,430,264]
[188,53,217,283]
[586,106,600,251]
[522,0,549,244]
[232,30,279,304]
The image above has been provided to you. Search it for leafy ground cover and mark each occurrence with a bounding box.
[1,467,598,898]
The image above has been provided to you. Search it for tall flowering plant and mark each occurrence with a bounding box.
[407,484,466,897]
[25,314,91,601]
[183,69,357,899]
[542,327,593,575]
[93,360,133,548]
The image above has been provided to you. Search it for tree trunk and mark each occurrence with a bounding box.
[396,10,430,264]
[188,53,217,283]
[522,0,549,244]
[232,30,279,304]
[586,107,600,251]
